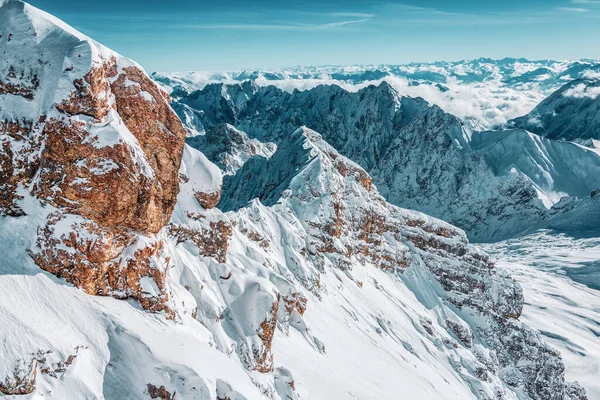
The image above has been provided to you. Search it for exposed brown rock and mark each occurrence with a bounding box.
[111,65,186,227]
[0,118,41,216]
[37,347,82,378]
[255,298,279,373]
[147,384,174,400]
[403,231,467,258]
[355,169,373,192]
[55,57,117,120]
[168,220,232,263]
[0,360,36,395]
[446,320,473,348]
[0,139,23,216]
[0,65,39,100]
[38,60,186,234]
[30,211,175,318]
[178,173,189,183]
[194,188,221,209]
[405,217,463,241]
[7,56,191,315]
[28,58,184,231]
[36,117,155,227]
[307,202,409,273]
[282,291,308,316]
[245,230,270,250]
[334,158,372,191]
[326,201,344,238]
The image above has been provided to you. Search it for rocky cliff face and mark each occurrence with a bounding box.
[0,0,192,316]
[186,123,276,176]
[0,1,590,399]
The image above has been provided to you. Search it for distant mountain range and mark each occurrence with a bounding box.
[154,58,600,132]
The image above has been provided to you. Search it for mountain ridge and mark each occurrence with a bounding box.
[172,80,600,242]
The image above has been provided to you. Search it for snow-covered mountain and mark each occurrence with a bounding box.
[213,125,587,400]
[0,1,590,399]
[186,123,276,176]
[510,78,600,144]
[167,81,600,242]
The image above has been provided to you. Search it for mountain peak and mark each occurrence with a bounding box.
[1,0,193,316]
[510,78,600,141]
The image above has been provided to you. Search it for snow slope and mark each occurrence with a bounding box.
[215,127,586,399]
[471,129,600,207]
[484,230,600,398]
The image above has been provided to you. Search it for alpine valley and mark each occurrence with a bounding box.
[1,1,600,400]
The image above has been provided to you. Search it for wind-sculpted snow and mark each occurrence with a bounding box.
[510,79,600,143]
[173,81,600,241]
[154,58,600,130]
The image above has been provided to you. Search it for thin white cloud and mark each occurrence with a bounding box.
[329,12,374,18]
[179,17,373,31]
[324,18,373,27]
[372,1,600,26]
[376,3,471,17]
[174,9,375,31]
[557,7,589,12]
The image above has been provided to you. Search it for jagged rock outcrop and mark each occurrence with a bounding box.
[0,359,36,395]
[173,80,600,242]
[186,123,276,175]
[147,383,174,400]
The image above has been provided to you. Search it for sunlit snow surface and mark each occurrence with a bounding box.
[483,231,600,398]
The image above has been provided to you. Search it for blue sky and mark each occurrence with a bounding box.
[27,0,600,72]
